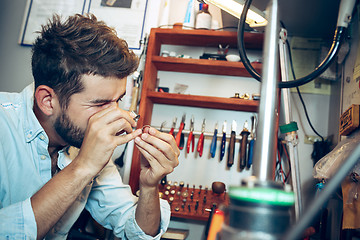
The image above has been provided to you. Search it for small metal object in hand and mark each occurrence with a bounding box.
[131,111,140,122]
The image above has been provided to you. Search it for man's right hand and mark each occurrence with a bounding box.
[76,105,142,175]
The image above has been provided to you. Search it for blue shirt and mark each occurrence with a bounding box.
[0,84,170,239]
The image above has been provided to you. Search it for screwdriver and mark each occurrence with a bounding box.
[210,122,218,158]
[220,121,226,161]
[227,120,236,168]
[239,121,250,171]
[247,115,256,169]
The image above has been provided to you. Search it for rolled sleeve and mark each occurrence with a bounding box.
[0,198,37,239]
[124,199,171,240]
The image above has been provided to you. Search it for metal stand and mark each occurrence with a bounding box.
[278,28,303,220]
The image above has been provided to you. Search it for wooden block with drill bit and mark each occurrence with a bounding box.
[158,181,229,221]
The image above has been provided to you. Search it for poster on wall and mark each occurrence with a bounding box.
[19,0,148,50]
[19,0,88,46]
[88,0,148,49]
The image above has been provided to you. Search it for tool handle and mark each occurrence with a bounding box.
[210,129,218,158]
[220,132,226,161]
[169,127,175,137]
[227,131,236,167]
[239,131,250,170]
[187,131,194,154]
[197,132,205,157]
[179,132,185,150]
[247,139,255,168]
[129,85,139,112]
[175,123,185,147]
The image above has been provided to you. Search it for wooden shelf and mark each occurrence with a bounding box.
[153,27,264,50]
[129,28,264,219]
[152,56,262,77]
[147,91,259,112]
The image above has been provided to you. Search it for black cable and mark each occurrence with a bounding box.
[237,0,345,89]
[280,21,325,142]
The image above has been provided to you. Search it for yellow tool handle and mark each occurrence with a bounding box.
[129,85,139,112]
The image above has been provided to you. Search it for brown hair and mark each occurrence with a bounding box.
[31,14,139,108]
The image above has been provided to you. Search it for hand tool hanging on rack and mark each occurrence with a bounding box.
[129,35,148,112]
[197,119,206,157]
[247,115,256,169]
[227,120,236,168]
[220,121,227,161]
[175,114,186,149]
[210,122,218,158]
[169,117,177,137]
[239,121,250,171]
[186,116,195,154]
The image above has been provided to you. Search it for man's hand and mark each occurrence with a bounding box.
[76,105,142,175]
[135,126,180,188]
[134,126,179,236]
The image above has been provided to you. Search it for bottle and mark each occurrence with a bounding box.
[183,0,196,29]
[195,3,212,29]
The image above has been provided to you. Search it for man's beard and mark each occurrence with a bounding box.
[54,110,85,149]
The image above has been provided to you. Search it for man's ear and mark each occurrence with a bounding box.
[34,85,59,116]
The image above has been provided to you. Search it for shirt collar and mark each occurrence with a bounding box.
[21,83,48,143]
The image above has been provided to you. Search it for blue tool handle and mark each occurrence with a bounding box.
[210,129,218,158]
[220,132,226,161]
[247,139,255,168]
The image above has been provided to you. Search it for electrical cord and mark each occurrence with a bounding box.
[280,20,325,142]
[237,0,346,89]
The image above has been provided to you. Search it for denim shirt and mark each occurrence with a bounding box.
[0,83,170,239]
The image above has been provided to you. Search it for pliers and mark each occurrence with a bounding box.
[169,117,177,137]
[175,114,186,149]
[186,116,195,153]
[220,121,227,161]
[197,119,206,157]
[210,122,218,158]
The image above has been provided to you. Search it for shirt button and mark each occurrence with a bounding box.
[39,135,45,140]
[40,155,46,160]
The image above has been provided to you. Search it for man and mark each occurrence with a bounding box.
[0,14,179,239]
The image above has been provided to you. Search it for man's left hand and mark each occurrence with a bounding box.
[134,126,180,188]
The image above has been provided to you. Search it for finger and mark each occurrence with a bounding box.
[107,117,134,136]
[136,134,178,169]
[135,140,174,176]
[144,127,180,158]
[91,106,137,128]
[115,128,143,146]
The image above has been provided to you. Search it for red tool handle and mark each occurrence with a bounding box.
[169,127,175,137]
[197,132,204,157]
[175,122,185,147]
[187,131,194,154]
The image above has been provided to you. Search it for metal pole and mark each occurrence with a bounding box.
[278,28,303,220]
[252,0,279,181]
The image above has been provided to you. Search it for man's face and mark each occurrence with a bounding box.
[54,74,127,148]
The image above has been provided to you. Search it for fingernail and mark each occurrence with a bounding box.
[149,127,156,135]
[135,137,141,143]
[135,129,142,135]
[141,133,148,140]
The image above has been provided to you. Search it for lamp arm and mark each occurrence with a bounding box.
[237,0,356,89]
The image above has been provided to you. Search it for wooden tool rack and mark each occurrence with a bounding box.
[129,26,264,221]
